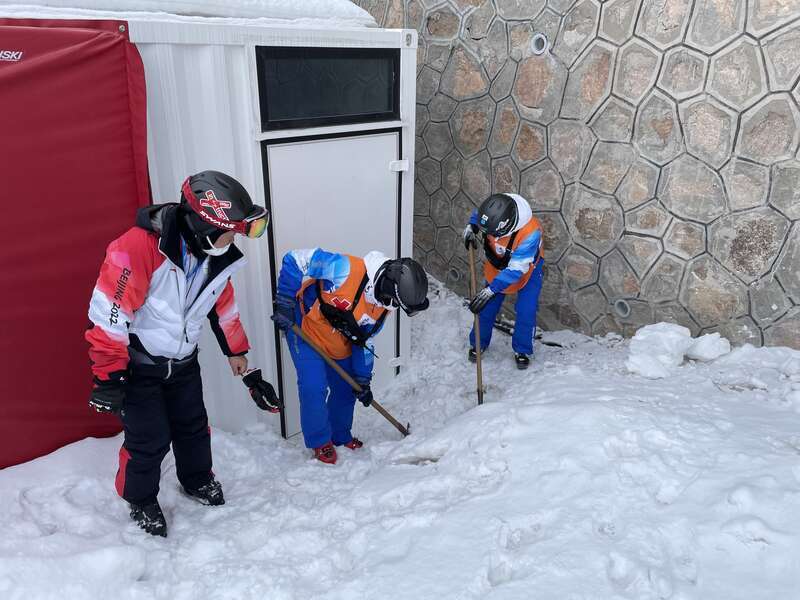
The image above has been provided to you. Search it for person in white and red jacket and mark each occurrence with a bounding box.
[86,171,280,537]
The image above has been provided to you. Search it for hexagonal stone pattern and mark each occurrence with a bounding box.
[664,219,705,259]
[653,303,700,335]
[441,152,464,199]
[763,24,800,91]
[538,212,571,262]
[634,91,683,165]
[686,0,745,53]
[521,160,564,210]
[763,308,800,350]
[583,142,635,194]
[513,55,568,123]
[492,157,520,194]
[722,159,769,211]
[564,185,624,255]
[636,0,693,50]
[619,234,662,277]
[512,122,547,169]
[600,0,638,44]
[599,249,640,298]
[643,254,684,302]
[401,0,800,347]
[618,159,659,210]
[490,61,517,101]
[496,0,546,19]
[554,0,601,67]
[440,45,489,101]
[625,201,671,236]
[709,39,767,111]
[736,94,800,164]
[705,316,762,347]
[681,97,736,169]
[750,277,792,326]
[708,208,790,283]
[658,47,707,100]
[549,120,597,182]
[769,160,800,219]
[680,255,749,327]
[561,42,615,120]
[451,96,496,157]
[426,7,460,39]
[428,93,457,122]
[488,98,520,158]
[747,0,800,37]
[462,150,492,203]
[614,40,661,105]
[658,154,726,223]
[464,0,495,40]
[423,122,454,161]
[591,97,635,142]
[417,157,441,194]
[561,245,601,290]
[775,223,800,302]
[574,285,609,322]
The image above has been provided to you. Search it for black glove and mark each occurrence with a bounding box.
[468,286,496,314]
[354,379,373,407]
[242,368,282,413]
[463,223,479,250]
[271,293,295,333]
[89,377,125,415]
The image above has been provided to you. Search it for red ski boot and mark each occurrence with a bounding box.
[342,438,364,450]
[313,442,337,464]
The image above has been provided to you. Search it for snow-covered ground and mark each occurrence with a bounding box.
[2,283,800,599]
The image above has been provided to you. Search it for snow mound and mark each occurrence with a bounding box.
[626,323,732,378]
[0,0,377,27]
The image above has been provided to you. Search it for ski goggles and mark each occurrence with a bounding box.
[390,284,430,317]
[182,180,270,239]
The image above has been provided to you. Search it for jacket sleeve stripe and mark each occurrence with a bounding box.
[208,280,250,357]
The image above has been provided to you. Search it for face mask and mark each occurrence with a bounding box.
[202,235,231,256]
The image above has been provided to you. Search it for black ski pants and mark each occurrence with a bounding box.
[115,356,213,504]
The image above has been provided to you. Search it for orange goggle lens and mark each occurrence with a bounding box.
[246,216,268,239]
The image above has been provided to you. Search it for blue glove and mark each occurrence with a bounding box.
[354,378,373,407]
[271,293,295,332]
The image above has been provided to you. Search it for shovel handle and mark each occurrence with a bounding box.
[468,245,485,405]
[290,325,410,437]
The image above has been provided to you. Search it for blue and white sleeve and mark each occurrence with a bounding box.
[276,248,349,298]
[469,209,479,227]
[488,229,542,293]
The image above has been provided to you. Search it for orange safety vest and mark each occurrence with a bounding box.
[483,217,543,294]
[299,256,388,360]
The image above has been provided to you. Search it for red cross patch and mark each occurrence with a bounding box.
[330,297,352,310]
[200,190,232,220]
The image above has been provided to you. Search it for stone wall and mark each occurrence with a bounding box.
[355,0,800,348]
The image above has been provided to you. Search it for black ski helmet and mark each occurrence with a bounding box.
[179,170,268,254]
[374,258,430,316]
[477,193,518,237]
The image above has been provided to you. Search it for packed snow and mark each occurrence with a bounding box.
[2,282,800,599]
[0,0,376,28]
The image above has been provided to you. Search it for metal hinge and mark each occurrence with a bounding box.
[389,159,409,172]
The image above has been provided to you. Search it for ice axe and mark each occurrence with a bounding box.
[290,324,410,437]
[467,245,485,405]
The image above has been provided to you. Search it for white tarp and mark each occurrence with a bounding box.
[0,0,376,26]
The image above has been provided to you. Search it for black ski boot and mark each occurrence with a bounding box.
[514,353,530,370]
[130,499,167,537]
[183,476,225,506]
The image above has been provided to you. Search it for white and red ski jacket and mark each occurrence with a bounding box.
[86,204,249,381]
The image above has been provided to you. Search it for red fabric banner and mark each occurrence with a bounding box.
[0,19,149,468]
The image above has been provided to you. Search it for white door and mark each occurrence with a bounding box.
[265,131,401,438]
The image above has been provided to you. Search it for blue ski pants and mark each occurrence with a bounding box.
[469,260,544,356]
[286,328,359,449]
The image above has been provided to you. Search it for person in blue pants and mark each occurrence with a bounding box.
[272,249,429,463]
[463,193,545,370]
